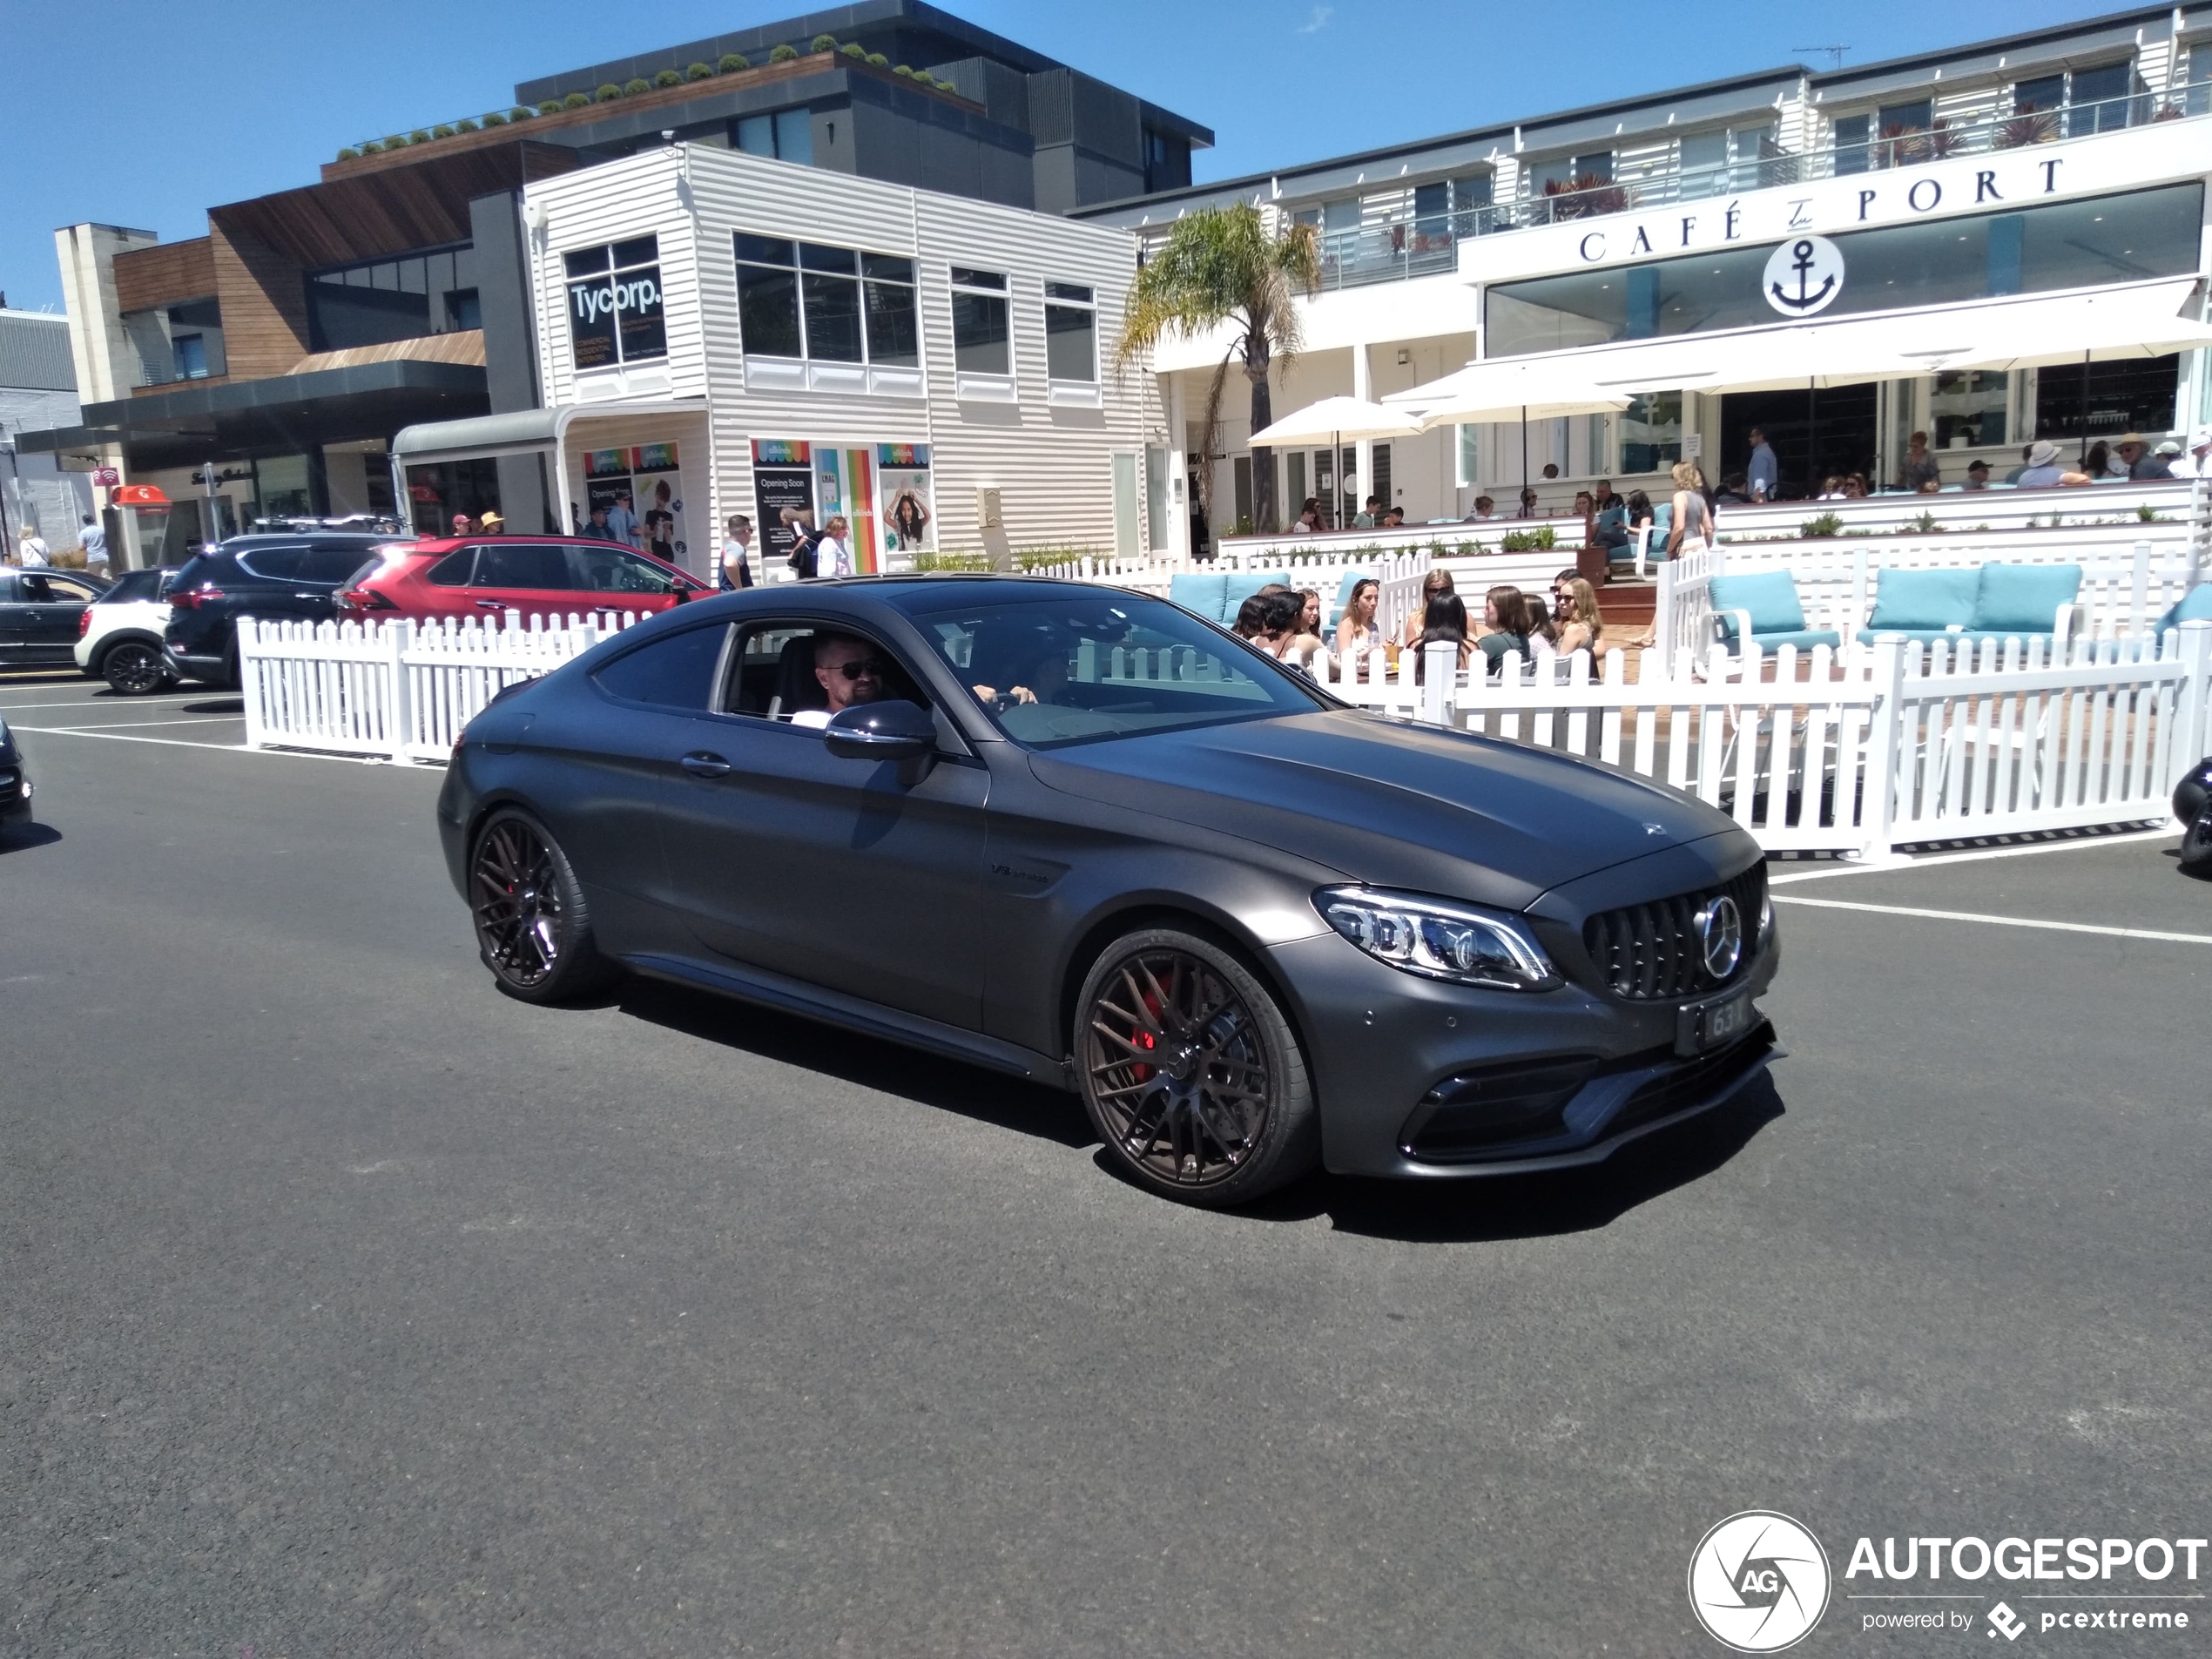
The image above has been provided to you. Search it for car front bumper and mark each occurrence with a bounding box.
[1266,925,1781,1179]
[0,756,31,825]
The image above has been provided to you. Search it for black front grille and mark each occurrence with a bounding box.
[1581,862,1767,1001]
[1605,1023,1776,1141]
[1399,1054,1600,1161]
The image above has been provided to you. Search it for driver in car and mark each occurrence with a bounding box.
[970,629,1074,711]
[792,632,887,730]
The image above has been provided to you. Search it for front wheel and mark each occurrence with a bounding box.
[2182,811,2212,875]
[1076,927,1318,1207]
[469,809,614,1002]
[99,640,172,696]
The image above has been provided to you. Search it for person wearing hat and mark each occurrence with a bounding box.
[450,512,473,536]
[2112,433,2174,481]
[1962,458,1992,490]
[2017,439,2066,488]
[2144,439,2184,481]
[477,510,506,535]
[2188,428,2212,479]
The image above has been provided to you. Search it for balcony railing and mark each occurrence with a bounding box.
[1302,83,2212,290]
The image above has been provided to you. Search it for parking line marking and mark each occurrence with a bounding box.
[10,715,243,731]
[1770,827,2182,885]
[4,727,387,765]
[1773,894,2212,945]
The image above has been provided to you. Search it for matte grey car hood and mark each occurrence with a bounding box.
[1027,710,1743,911]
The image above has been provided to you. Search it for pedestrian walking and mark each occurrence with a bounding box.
[720,514,754,589]
[17,525,51,567]
[78,514,109,577]
[814,516,855,579]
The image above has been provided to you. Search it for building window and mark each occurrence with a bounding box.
[1619,392,1683,475]
[2033,355,2179,446]
[951,266,1013,398]
[172,334,209,381]
[734,233,920,395]
[563,236,666,371]
[307,243,479,351]
[734,108,814,165]
[1044,281,1096,394]
[2011,61,2140,138]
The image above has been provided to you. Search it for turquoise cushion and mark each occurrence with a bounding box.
[1970,562,2081,633]
[2154,583,2212,632]
[1218,572,1288,624]
[1333,569,1374,611]
[1868,567,1980,631]
[1732,628,1841,653]
[1709,571,1808,641]
[1653,502,1674,531]
[1169,573,1227,621]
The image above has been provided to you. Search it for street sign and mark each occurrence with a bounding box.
[93,467,120,488]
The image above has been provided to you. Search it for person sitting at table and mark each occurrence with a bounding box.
[1473,588,1527,673]
[1517,486,1540,518]
[1290,499,1323,535]
[1400,568,1458,649]
[1590,482,1629,555]
[1842,473,1870,498]
[2016,439,2067,488]
[1465,495,1500,522]
[1379,505,1406,528]
[1963,459,1992,490]
[1549,575,1605,658]
[1714,471,1754,506]
[1335,578,1381,661]
[1413,592,1474,682]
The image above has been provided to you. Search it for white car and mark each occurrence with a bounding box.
[75,566,179,695]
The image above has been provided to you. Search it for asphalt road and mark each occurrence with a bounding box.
[3,671,2208,1656]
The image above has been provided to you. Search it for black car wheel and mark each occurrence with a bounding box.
[469,809,612,1001]
[2182,811,2212,876]
[99,640,171,696]
[1076,927,1318,1207]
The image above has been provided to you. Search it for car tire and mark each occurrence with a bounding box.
[2181,811,2212,876]
[1075,927,1319,1207]
[98,640,172,696]
[468,808,616,1002]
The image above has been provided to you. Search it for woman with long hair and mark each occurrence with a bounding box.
[1549,575,1604,657]
[1400,568,1458,648]
[1473,583,1523,643]
[1413,591,1471,683]
[1335,577,1380,661]
[1666,460,1712,557]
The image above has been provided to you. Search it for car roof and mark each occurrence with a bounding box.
[857,575,1153,614]
[398,534,653,555]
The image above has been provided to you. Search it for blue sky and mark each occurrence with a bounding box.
[1,0,2094,317]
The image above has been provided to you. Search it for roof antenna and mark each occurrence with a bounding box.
[1793,44,1849,69]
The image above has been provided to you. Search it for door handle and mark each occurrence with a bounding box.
[679,752,732,779]
[475,599,509,610]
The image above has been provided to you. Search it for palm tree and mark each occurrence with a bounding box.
[1116,206,1320,536]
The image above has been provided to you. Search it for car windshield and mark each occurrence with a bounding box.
[908,593,1324,748]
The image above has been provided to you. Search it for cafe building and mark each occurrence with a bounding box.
[392,142,1163,577]
[1078,4,2212,543]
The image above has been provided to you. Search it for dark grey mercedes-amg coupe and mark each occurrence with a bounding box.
[437,577,1778,1207]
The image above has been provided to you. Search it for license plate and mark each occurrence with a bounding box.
[1676,984,1756,1055]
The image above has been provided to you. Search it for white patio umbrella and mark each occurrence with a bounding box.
[1386,360,1629,503]
[1246,396,1429,527]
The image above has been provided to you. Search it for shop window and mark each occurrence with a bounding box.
[308,243,479,352]
[1044,281,1096,398]
[1620,392,1683,475]
[173,334,208,381]
[1931,371,2010,451]
[951,266,1013,397]
[2033,355,2179,446]
[563,236,665,371]
[735,234,920,395]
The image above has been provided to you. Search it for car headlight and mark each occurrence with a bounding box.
[1316,887,1560,992]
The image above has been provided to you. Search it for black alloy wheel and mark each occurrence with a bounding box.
[2182,810,2212,875]
[100,640,171,696]
[469,810,610,1001]
[1076,928,1317,1206]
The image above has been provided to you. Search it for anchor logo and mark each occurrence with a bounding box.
[1762,234,1845,318]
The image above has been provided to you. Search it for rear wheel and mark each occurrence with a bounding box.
[99,640,171,696]
[469,809,613,1001]
[1076,927,1318,1207]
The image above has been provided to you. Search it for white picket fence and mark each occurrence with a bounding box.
[238,612,635,763]
[1423,622,2212,857]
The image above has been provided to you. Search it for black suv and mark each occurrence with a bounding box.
[163,534,402,687]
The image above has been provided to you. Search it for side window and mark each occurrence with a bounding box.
[473,543,575,590]
[300,548,374,584]
[571,545,678,596]
[591,623,730,711]
[720,622,930,722]
[21,576,91,605]
[236,547,307,580]
[0,571,17,601]
[426,550,475,586]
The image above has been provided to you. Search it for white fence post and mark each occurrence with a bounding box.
[1858,634,1908,861]
[2176,620,2212,780]
[387,618,415,761]
[1419,639,1457,725]
[238,618,266,749]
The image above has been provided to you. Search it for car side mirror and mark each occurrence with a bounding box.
[823,698,935,760]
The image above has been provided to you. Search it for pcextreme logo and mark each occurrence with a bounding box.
[1688,1511,1832,1652]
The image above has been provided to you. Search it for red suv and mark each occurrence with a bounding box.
[335,535,708,624]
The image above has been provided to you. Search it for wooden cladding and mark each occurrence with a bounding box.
[212,142,580,273]
[208,222,311,381]
[111,238,216,313]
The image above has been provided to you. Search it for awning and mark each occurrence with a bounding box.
[1382,357,1630,427]
[1247,395,1427,447]
[389,399,706,466]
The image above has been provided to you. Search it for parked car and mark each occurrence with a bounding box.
[2175,754,2212,873]
[438,577,1780,1209]
[76,565,182,694]
[0,566,110,670]
[0,716,29,829]
[335,535,706,625]
[164,533,401,687]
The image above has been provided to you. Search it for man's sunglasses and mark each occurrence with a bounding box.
[828,657,888,680]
